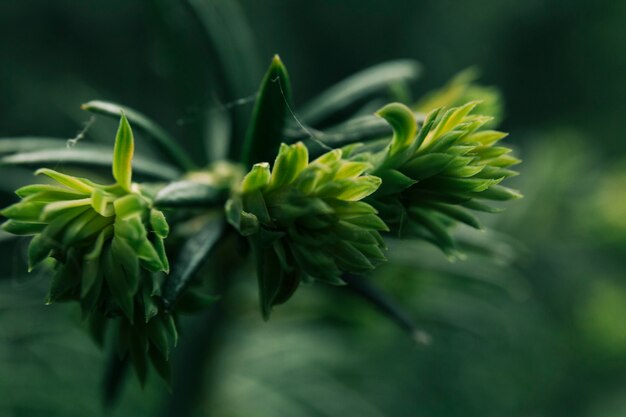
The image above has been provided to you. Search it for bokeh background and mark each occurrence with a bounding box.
[1,1,626,416]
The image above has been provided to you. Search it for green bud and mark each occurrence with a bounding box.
[1,115,173,383]
[363,101,521,256]
[228,142,388,318]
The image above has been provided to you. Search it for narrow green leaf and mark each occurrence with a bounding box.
[344,214,390,231]
[472,185,523,200]
[408,208,456,254]
[241,55,292,166]
[113,114,134,192]
[372,169,416,197]
[1,220,45,235]
[186,0,261,100]
[1,150,181,181]
[163,314,178,347]
[154,180,225,208]
[150,209,169,238]
[41,198,93,221]
[333,176,382,201]
[104,239,137,322]
[81,100,195,170]
[46,254,81,303]
[331,240,375,272]
[153,236,170,274]
[15,184,86,199]
[142,285,158,323]
[91,188,115,217]
[147,318,170,359]
[242,163,271,192]
[113,194,146,221]
[269,142,308,189]
[186,0,262,163]
[342,273,430,345]
[401,153,455,180]
[300,60,422,126]
[149,348,171,386]
[461,200,503,213]
[175,290,219,314]
[81,228,111,298]
[28,234,52,270]
[35,168,94,194]
[1,200,46,221]
[61,209,99,245]
[161,217,225,310]
[424,202,482,229]
[0,137,69,154]
[254,241,286,320]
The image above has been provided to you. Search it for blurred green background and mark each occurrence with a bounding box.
[1,1,626,416]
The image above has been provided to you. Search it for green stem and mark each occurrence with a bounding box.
[342,273,431,345]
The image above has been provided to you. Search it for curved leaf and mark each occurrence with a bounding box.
[299,60,422,126]
[186,0,261,99]
[154,180,226,208]
[342,273,431,345]
[287,113,426,149]
[81,100,196,170]
[1,149,181,181]
[0,137,71,154]
[375,102,417,157]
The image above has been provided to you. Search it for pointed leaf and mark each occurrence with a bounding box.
[161,217,225,310]
[300,60,422,126]
[242,55,292,166]
[81,100,195,170]
[113,114,134,191]
[1,150,181,181]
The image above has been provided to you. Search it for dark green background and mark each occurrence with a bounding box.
[1,1,625,416]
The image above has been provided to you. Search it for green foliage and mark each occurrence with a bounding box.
[227,142,387,318]
[1,117,174,384]
[81,100,196,171]
[299,59,422,127]
[0,46,524,392]
[347,102,521,257]
[415,68,504,127]
[241,55,292,167]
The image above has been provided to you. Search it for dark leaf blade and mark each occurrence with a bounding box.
[102,352,130,409]
[299,60,422,126]
[288,113,426,149]
[0,137,72,154]
[161,216,225,310]
[241,55,292,166]
[342,273,431,345]
[185,0,261,100]
[154,180,226,208]
[0,149,181,181]
[185,0,262,160]
[81,100,196,170]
